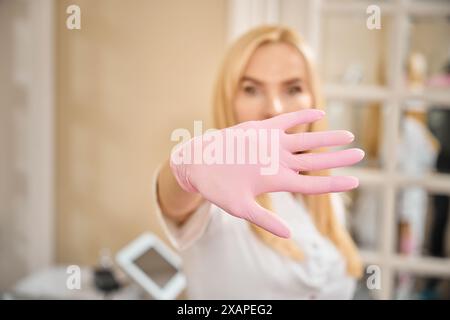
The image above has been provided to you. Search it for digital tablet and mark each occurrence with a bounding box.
[116,233,186,300]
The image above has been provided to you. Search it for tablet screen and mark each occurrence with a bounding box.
[133,248,179,288]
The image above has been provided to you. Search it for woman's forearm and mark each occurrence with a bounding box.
[156,160,204,225]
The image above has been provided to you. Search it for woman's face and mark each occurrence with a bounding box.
[233,42,314,133]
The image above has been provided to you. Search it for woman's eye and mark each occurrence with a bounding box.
[287,86,302,95]
[243,86,258,95]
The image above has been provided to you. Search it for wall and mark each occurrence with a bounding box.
[0,0,54,292]
[56,0,226,265]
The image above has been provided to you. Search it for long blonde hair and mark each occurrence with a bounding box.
[212,25,362,278]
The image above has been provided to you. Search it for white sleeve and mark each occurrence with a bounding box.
[152,165,212,251]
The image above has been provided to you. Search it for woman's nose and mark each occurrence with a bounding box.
[264,97,284,119]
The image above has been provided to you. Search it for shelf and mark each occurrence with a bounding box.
[395,172,450,193]
[408,0,450,16]
[324,84,450,106]
[405,89,450,107]
[324,84,389,102]
[333,167,450,193]
[360,250,450,277]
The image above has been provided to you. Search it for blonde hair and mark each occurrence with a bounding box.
[212,25,362,278]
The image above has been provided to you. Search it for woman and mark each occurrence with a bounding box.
[155,25,365,299]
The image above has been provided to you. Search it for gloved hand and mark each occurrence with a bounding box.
[170,109,364,238]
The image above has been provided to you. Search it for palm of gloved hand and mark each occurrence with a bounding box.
[170,109,364,238]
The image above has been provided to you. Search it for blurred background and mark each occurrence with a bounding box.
[1,0,450,300]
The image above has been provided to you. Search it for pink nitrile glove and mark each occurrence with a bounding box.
[170,109,364,238]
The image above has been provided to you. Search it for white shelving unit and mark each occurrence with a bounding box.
[316,0,450,299]
[227,0,450,300]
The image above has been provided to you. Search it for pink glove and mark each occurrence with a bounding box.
[170,109,364,238]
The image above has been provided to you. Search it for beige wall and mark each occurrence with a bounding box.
[56,0,226,265]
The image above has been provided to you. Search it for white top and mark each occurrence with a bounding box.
[153,170,356,300]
